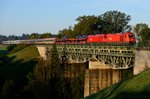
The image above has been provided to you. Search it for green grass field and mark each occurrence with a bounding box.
[85,69,150,99]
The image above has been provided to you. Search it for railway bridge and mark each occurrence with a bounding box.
[36,44,135,69]
[36,44,135,97]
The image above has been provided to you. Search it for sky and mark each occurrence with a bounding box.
[0,0,150,36]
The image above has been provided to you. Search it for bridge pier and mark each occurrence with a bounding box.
[84,61,133,97]
[84,70,89,97]
[134,50,150,74]
[36,45,47,60]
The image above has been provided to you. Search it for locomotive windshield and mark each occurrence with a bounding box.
[129,35,135,38]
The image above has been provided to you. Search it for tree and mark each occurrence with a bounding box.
[7,35,19,40]
[57,26,73,38]
[24,44,66,98]
[71,76,84,99]
[23,72,45,99]
[35,58,47,84]
[134,23,149,41]
[40,32,52,38]
[73,15,100,36]
[140,27,150,46]
[100,10,131,33]
[57,10,132,37]
[134,23,150,46]
[0,79,15,98]
[49,44,62,78]
[47,43,66,99]
[7,44,17,52]
[0,35,7,43]
[20,33,29,40]
[29,33,40,39]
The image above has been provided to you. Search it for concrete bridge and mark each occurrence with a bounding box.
[34,44,150,97]
[36,44,136,97]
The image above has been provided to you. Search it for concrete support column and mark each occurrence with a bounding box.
[84,69,89,97]
[98,70,102,91]
[107,70,112,86]
[36,46,47,60]
[112,70,120,84]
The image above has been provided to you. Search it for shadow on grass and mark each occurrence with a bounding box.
[85,82,123,99]
[85,76,135,99]
[113,91,150,99]
[0,50,7,56]
[0,55,39,92]
[113,83,150,99]
[86,80,150,99]
[0,50,7,53]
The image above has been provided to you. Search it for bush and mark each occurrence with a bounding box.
[7,44,16,52]
[8,44,29,54]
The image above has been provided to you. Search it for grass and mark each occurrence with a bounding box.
[0,45,40,89]
[0,44,7,56]
[85,69,150,99]
[8,45,40,62]
[0,44,7,50]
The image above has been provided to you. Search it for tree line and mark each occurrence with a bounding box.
[57,10,132,38]
[0,32,53,43]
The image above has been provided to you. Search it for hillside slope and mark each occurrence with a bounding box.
[0,45,40,87]
[8,45,40,62]
[85,69,150,99]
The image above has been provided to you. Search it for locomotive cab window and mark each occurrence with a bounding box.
[129,35,134,38]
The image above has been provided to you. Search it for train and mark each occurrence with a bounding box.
[2,32,136,46]
[2,38,56,44]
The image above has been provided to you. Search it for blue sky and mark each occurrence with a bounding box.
[0,0,150,36]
